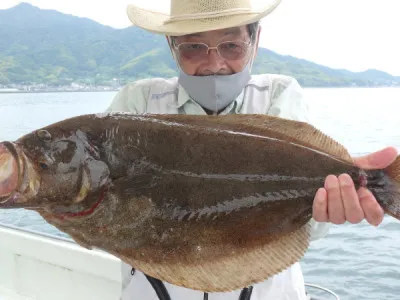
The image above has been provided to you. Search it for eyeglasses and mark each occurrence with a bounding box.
[173,39,252,62]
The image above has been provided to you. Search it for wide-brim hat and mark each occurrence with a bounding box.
[126,0,282,36]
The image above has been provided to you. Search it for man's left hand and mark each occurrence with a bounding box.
[312,147,398,226]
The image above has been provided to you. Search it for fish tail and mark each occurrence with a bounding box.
[381,155,400,219]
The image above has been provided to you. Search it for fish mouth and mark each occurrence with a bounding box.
[0,142,41,207]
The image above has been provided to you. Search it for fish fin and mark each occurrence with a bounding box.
[122,223,312,292]
[229,114,353,163]
[382,155,400,219]
[150,114,353,163]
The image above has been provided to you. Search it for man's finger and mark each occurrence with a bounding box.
[353,147,398,169]
[358,188,384,226]
[339,174,364,224]
[325,175,346,224]
[313,188,328,222]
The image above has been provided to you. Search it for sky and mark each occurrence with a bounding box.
[1,0,399,76]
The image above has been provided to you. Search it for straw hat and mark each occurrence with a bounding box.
[126,0,282,36]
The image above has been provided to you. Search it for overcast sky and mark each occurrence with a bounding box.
[1,0,399,75]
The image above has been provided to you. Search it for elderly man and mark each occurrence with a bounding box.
[106,0,398,299]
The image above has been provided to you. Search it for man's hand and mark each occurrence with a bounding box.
[312,147,398,226]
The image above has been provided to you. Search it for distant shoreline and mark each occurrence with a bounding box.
[0,89,121,94]
[1,86,399,95]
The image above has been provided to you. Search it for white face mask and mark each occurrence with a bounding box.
[177,62,252,112]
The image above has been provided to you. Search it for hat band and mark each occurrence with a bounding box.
[163,8,259,24]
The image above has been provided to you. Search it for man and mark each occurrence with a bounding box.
[106,0,398,299]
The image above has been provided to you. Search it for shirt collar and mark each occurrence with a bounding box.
[176,84,191,108]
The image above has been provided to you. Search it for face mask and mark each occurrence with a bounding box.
[178,62,251,112]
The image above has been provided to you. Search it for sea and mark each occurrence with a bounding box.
[0,87,399,300]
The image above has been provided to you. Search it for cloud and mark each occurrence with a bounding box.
[258,0,400,75]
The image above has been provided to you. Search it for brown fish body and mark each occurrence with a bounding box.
[0,113,399,292]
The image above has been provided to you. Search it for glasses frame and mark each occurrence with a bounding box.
[172,35,253,62]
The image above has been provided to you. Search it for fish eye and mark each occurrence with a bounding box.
[37,130,52,141]
[39,162,49,170]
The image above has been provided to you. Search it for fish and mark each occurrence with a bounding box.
[0,112,399,292]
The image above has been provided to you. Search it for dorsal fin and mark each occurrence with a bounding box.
[145,114,353,164]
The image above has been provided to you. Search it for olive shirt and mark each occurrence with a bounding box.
[106,73,331,300]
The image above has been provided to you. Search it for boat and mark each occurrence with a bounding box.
[0,223,340,300]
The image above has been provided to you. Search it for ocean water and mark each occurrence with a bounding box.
[0,88,399,300]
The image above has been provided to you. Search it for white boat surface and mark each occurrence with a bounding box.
[0,223,123,300]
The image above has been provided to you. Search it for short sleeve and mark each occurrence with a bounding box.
[105,79,152,113]
[267,76,310,123]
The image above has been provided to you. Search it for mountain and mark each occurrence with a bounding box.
[0,3,399,88]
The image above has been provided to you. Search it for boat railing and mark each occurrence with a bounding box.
[305,283,340,300]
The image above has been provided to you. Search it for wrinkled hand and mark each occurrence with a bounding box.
[313,147,398,226]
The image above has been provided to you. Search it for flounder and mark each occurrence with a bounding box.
[0,113,399,292]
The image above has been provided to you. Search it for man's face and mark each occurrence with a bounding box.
[170,25,258,76]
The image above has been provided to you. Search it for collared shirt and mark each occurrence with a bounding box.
[106,74,309,121]
[106,73,331,300]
